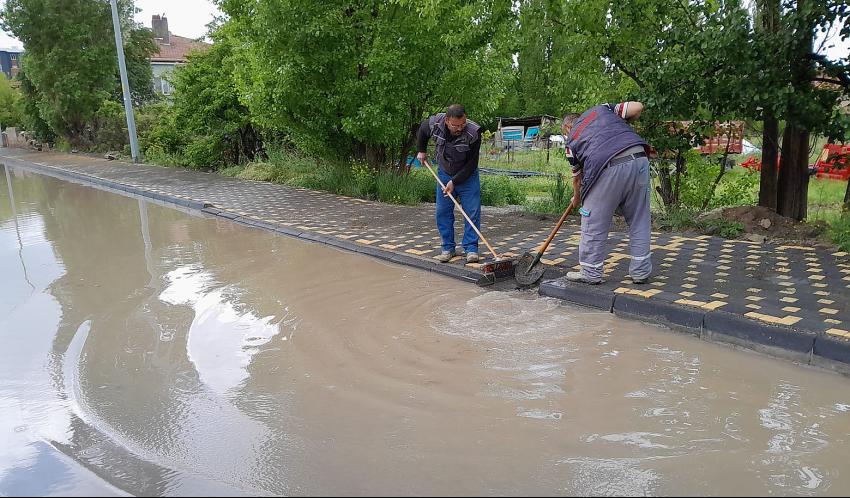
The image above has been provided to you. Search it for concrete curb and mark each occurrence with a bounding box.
[703,310,817,357]
[538,278,616,311]
[612,294,704,335]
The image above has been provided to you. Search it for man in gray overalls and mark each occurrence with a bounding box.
[416,104,483,264]
[562,101,652,284]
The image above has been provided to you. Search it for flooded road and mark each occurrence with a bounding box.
[1,164,849,496]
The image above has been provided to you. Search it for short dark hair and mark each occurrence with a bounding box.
[446,104,466,119]
[562,113,581,129]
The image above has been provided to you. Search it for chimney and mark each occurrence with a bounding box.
[152,14,170,44]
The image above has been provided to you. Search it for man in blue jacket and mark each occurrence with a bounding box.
[562,102,652,284]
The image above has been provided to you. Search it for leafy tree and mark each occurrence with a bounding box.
[143,32,259,168]
[0,75,23,129]
[1,0,155,146]
[217,0,515,168]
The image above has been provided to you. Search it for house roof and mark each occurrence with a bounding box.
[151,34,209,63]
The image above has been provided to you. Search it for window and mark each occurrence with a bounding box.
[161,78,173,95]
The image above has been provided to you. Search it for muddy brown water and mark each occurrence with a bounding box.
[1,164,849,496]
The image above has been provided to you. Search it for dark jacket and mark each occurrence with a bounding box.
[417,113,482,184]
[566,104,647,199]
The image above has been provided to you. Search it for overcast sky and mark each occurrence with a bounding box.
[0,0,847,61]
[0,0,222,49]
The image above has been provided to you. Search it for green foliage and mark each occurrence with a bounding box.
[829,215,850,252]
[655,206,699,232]
[480,175,526,206]
[1,0,155,145]
[701,218,745,239]
[677,153,759,211]
[16,71,54,141]
[233,148,438,205]
[142,35,259,169]
[218,0,515,165]
[0,76,23,129]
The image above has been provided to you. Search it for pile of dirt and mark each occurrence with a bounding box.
[697,205,828,243]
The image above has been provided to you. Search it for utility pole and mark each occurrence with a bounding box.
[109,0,140,162]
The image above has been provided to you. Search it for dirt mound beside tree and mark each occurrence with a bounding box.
[698,205,827,243]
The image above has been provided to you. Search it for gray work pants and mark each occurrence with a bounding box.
[578,156,652,281]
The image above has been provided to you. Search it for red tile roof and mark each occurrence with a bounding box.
[151,34,210,63]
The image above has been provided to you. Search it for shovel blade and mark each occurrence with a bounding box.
[515,252,546,286]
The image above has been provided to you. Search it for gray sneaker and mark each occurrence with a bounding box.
[565,271,602,285]
[435,250,456,263]
[631,275,649,284]
[466,252,480,264]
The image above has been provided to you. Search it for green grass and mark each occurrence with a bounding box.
[479,148,566,174]
[829,215,850,251]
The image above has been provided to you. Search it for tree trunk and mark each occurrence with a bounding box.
[655,162,675,208]
[396,122,420,173]
[756,0,780,210]
[777,124,810,220]
[758,114,779,210]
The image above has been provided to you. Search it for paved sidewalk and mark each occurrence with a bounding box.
[3,148,849,370]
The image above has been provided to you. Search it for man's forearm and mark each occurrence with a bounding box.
[572,173,582,201]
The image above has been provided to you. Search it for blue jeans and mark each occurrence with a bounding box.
[436,168,480,253]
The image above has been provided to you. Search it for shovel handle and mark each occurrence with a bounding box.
[420,159,501,260]
[532,202,577,266]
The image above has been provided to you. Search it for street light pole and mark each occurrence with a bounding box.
[109,0,140,162]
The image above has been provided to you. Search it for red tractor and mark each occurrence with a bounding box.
[741,143,849,180]
[813,144,850,181]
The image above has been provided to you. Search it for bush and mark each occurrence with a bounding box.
[376,169,435,204]
[523,174,573,214]
[480,175,526,206]
[655,205,699,231]
[830,215,850,251]
[677,152,759,211]
[92,100,129,152]
[700,218,744,238]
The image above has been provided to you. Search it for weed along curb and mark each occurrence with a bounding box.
[4,149,850,377]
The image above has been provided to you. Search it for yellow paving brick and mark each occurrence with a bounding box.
[825,319,842,325]
[818,299,835,305]
[746,304,762,310]
[820,308,840,315]
[746,296,764,302]
[780,297,798,303]
[356,238,378,245]
[826,328,850,339]
[679,291,695,297]
[675,299,727,310]
[747,287,761,293]
[614,287,663,298]
[682,283,697,289]
[405,248,430,255]
[782,306,801,313]
[745,312,802,326]
[711,293,729,299]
